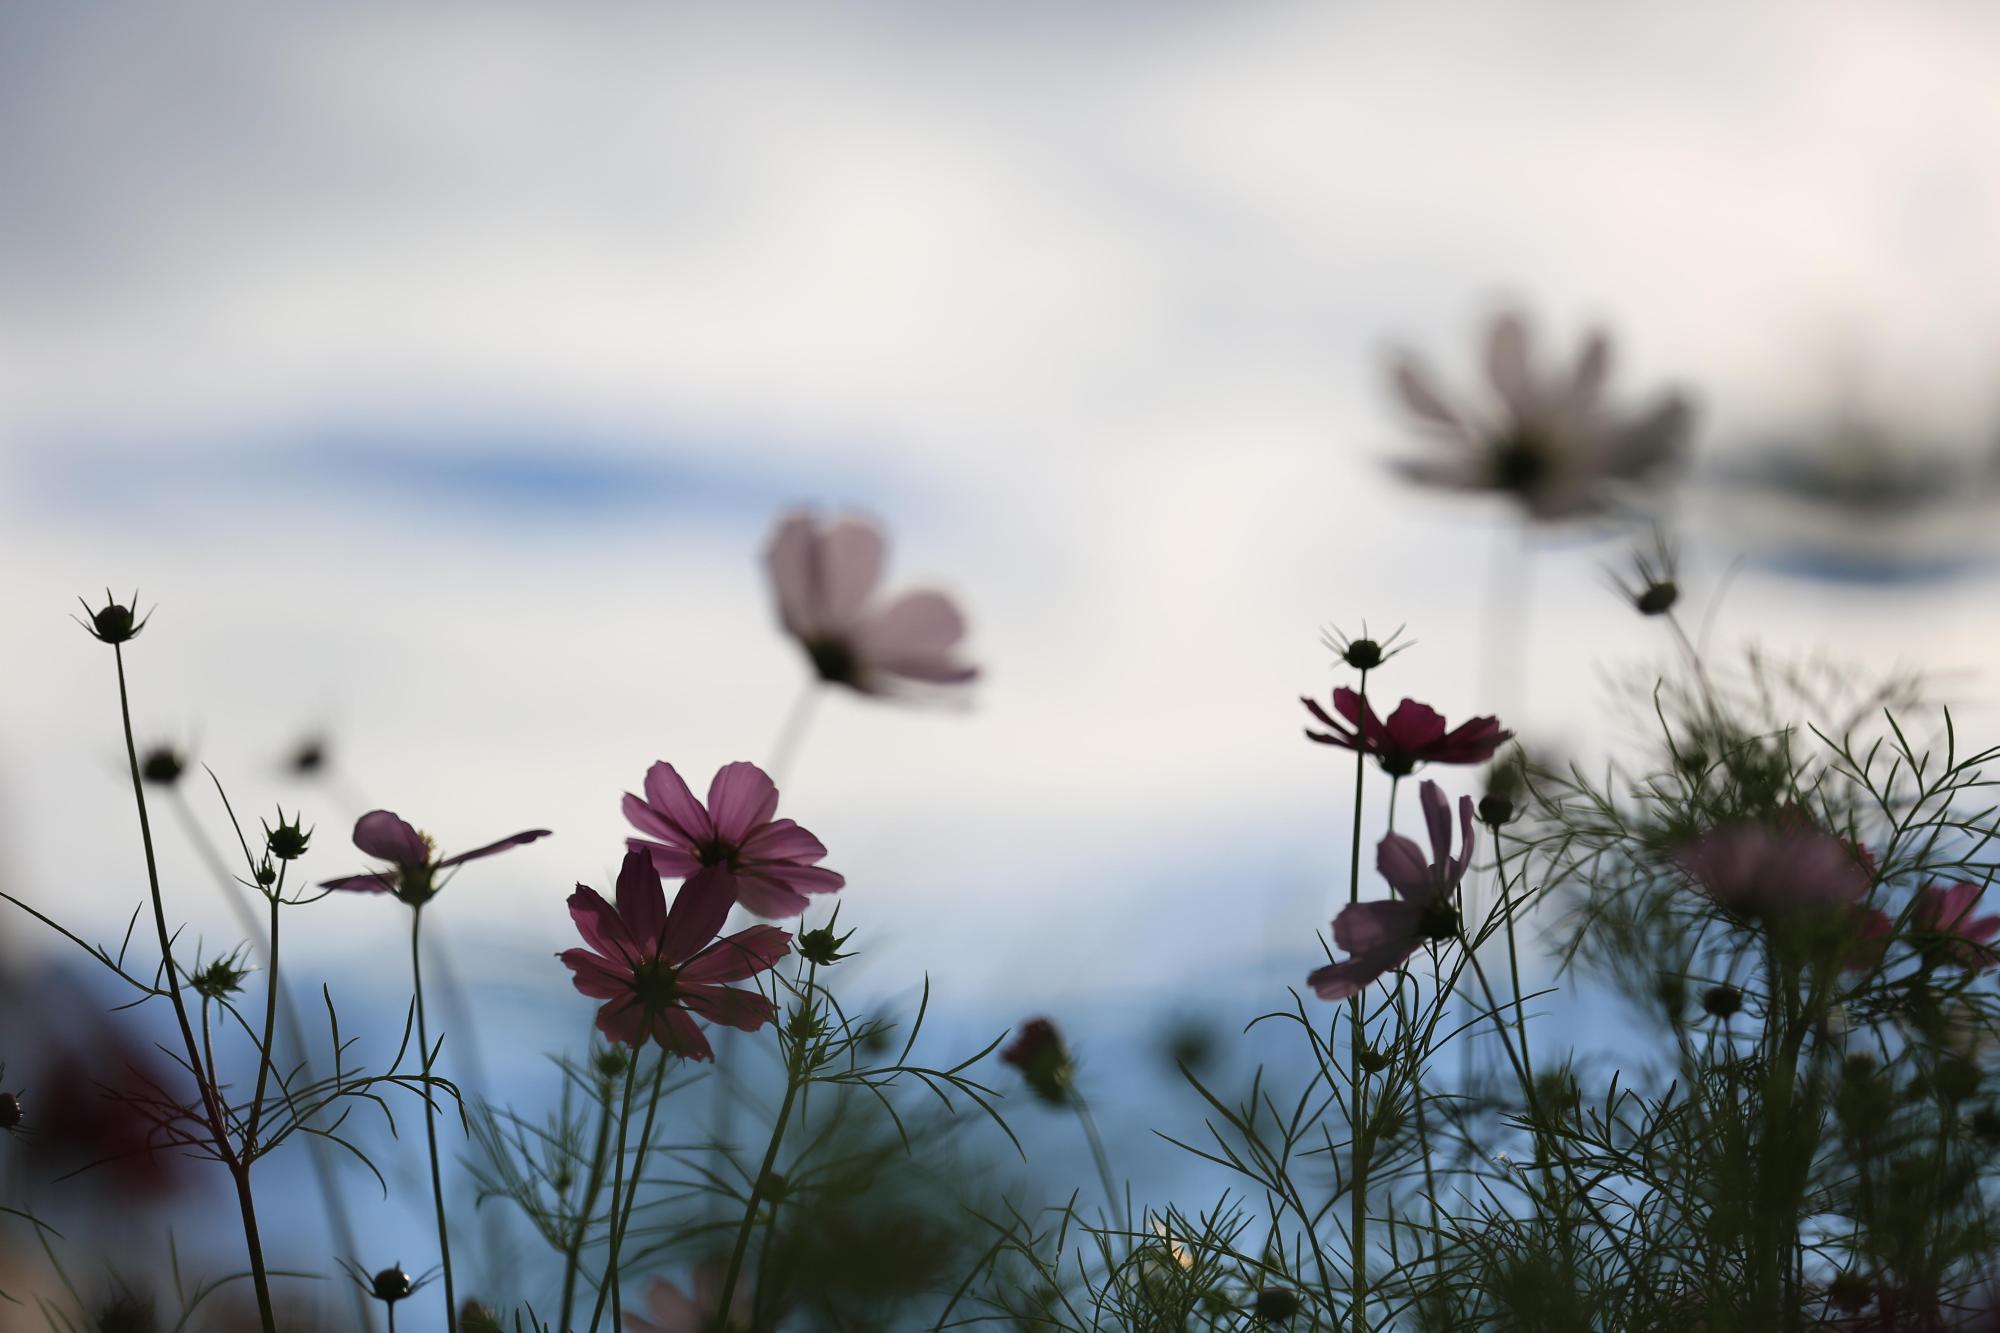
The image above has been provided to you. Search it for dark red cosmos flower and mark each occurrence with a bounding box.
[323,810,550,906]
[1302,689,1511,776]
[561,849,790,1059]
[1001,1017,1075,1105]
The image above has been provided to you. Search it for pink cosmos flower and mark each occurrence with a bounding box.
[765,509,978,697]
[1911,882,2000,969]
[1844,907,1894,973]
[562,849,791,1059]
[1390,309,1693,521]
[1310,782,1474,1001]
[624,760,843,919]
[322,811,550,905]
[623,1269,757,1332]
[1302,688,1512,777]
[1675,822,1872,919]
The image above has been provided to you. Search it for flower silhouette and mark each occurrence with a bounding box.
[1303,689,1511,776]
[1311,781,1474,1000]
[322,810,549,906]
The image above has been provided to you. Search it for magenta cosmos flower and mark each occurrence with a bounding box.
[624,760,842,919]
[562,850,790,1059]
[1911,882,2000,969]
[1310,782,1474,1001]
[765,509,978,697]
[322,810,549,906]
[1302,688,1511,777]
[1675,822,1871,919]
[624,1269,756,1333]
[1390,309,1693,521]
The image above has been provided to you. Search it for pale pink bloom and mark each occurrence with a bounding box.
[562,850,790,1059]
[765,509,978,697]
[1390,309,1692,521]
[1911,882,2000,969]
[1675,823,1870,918]
[624,760,843,919]
[624,1269,758,1332]
[1310,782,1474,1001]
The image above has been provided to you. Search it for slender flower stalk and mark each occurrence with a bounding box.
[1347,666,1370,1333]
[596,1054,669,1330]
[410,904,458,1331]
[558,1067,621,1331]
[586,1054,642,1333]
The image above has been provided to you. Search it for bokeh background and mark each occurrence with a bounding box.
[9,1,2000,1324]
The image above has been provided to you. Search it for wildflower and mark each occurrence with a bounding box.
[1001,1017,1075,1105]
[1388,309,1693,521]
[624,1270,755,1332]
[138,745,186,787]
[561,849,790,1059]
[1301,689,1511,777]
[1310,781,1474,1001]
[624,760,843,919]
[1910,882,2000,969]
[75,590,150,645]
[322,810,549,906]
[1675,822,1870,919]
[765,509,979,696]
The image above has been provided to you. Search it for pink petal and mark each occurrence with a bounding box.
[1485,310,1536,413]
[764,511,821,641]
[856,588,971,661]
[1309,951,1401,1002]
[1376,832,1433,901]
[737,863,843,919]
[655,1008,714,1061]
[353,811,428,867]
[1609,394,1692,475]
[641,763,714,845]
[560,948,633,1001]
[627,837,704,879]
[1331,687,1386,739]
[594,994,649,1048]
[683,924,792,985]
[626,1277,703,1333]
[738,817,828,864]
[322,872,397,894]
[1332,900,1421,956]
[661,865,736,964]
[706,762,780,846]
[569,886,636,967]
[680,983,778,1032]
[1391,357,1464,431]
[814,516,888,628]
[1569,329,1612,407]
[875,654,980,687]
[437,828,550,869]
[1452,794,1477,882]
[1419,781,1452,867]
[615,849,669,955]
[1384,700,1447,752]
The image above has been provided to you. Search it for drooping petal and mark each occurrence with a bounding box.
[706,762,781,846]
[559,948,633,1000]
[627,837,705,879]
[321,872,398,894]
[857,590,977,684]
[615,849,669,956]
[1309,950,1407,1002]
[640,763,714,845]
[682,924,793,985]
[655,1008,714,1062]
[593,993,650,1048]
[1452,794,1477,883]
[1377,832,1433,901]
[1332,900,1421,957]
[437,828,551,869]
[813,517,888,630]
[1419,781,1452,868]
[736,864,843,919]
[764,511,822,640]
[352,810,429,867]
[1330,687,1386,741]
[1433,716,1512,764]
[1485,311,1536,415]
[680,983,779,1032]
[568,886,637,967]
[738,817,828,864]
[660,865,737,964]
[1302,695,1358,747]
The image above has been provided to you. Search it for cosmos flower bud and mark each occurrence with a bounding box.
[757,1169,789,1201]
[1972,1106,2000,1145]
[1478,794,1515,828]
[139,745,187,787]
[254,859,278,887]
[1634,580,1679,616]
[1935,1057,1982,1103]
[192,958,249,1000]
[1357,1045,1391,1074]
[1701,985,1742,1018]
[263,810,312,862]
[1827,1272,1873,1314]
[795,924,855,967]
[593,1047,631,1080]
[78,591,149,646]
[0,1091,21,1130]
[370,1267,415,1303]
[1001,1018,1075,1106]
[1255,1286,1303,1320]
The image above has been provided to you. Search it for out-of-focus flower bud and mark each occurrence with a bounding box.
[192,958,249,1000]
[1701,985,1742,1018]
[1255,1286,1303,1320]
[1002,1017,1076,1106]
[139,746,186,787]
[758,1169,789,1202]
[0,1091,21,1130]
[460,1301,504,1332]
[593,1047,630,1081]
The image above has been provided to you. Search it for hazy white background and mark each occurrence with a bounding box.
[6,0,2000,1308]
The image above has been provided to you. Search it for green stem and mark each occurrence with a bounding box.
[1347,666,1370,1333]
[560,1079,620,1331]
[717,1063,803,1320]
[112,644,277,1333]
[244,868,285,1150]
[586,1054,643,1333]
[410,905,457,1332]
[1072,1094,1127,1241]
[1494,830,1534,1085]
[603,1053,671,1328]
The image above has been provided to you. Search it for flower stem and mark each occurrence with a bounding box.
[1347,666,1370,1333]
[601,1053,670,1329]
[717,1057,803,1320]
[1072,1094,1127,1241]
[1494,829,1534,1084]
[586,1053,642,1333]
[112,644,277,1333]
[409,905,457,1332]
[560,1078,620,1332]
